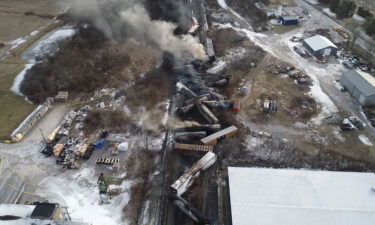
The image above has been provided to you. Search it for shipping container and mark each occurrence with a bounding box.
[200,125,238,145]
[174,143,213,153]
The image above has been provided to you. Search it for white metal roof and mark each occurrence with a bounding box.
[228,167,375,225]
[342,69,375,96]
[304,35,337,51]
[281,15,298,21]
[357,69,375,87]
[0,204,35,218]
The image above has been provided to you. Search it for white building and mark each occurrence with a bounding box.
[303,35,338,56]
[228,167,375,225]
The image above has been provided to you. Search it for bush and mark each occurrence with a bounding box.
[358,7,373,19]
[84,110,130,134]
[365,18,375,36]
[331,0,356,19]
[20,26,130,104]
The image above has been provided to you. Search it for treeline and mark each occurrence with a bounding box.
[319,0,375,36]
[20,25,131,104]
[319,0,356,19]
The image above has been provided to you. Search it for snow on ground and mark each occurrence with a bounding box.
[10,63,35,95]
[303,0,318,4]
[322,8,337,18]
[30,30,39,36]
[279,32,339,123]
[358,134,373,146]
[37,167,132,225]
[207,60,227,74]
[7,38,26,49]
[353,14,366,22]
[207,46,248,74]
[214,23,268,50]
[22,28,75,60]
[10,28,76,96]
[5,29,40,50]
[333,127,345,142]
[217,0,252,29]
[309,80,338,123]
[160,100,170,126]
[214,22,338,123]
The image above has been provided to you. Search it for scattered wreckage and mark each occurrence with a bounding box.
[170,59,240,223]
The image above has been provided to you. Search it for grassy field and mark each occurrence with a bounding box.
[0,0,60,43]
[0,22,61,138]
[272,24,300,34]
[269,0,297,8]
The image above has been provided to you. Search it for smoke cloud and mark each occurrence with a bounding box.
[67,0,207,60]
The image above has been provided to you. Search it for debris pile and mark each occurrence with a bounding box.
[41,105,99,169]
[169,59,240,223]
[267,63,312,85]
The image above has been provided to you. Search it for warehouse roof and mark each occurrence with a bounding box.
[280,15,298,21]
[304,35,337,51]
[228,167,375,225]
[343,69,375,96]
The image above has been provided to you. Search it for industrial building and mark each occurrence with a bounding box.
[228,167,375,225]
[303,35,337,56]
[0,203,89,225]
[340,69,375,106]
[278,15,299,25]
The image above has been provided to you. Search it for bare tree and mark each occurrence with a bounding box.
[347,22,362,48]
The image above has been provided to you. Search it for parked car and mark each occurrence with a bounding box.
[359,65,370,71]
[341,118,356,131]
[343,60,354,69]
[333,80,345,92]
[349,116,366,129]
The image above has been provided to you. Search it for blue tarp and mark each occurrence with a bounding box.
[95,139,105,149]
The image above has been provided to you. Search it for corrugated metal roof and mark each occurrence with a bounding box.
[342,69,375,96]
[281,15,298,21]
[228,167,375,225]
[303,35,337,51]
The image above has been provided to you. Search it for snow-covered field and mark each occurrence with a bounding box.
[10,27,75,96]
[7,38,26,50]
[22,28,75,60]
[10,63,35,95]
[37,167,132,225]
[322,8,337,18]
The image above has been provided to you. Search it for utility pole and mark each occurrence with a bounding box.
[39,128,47,143]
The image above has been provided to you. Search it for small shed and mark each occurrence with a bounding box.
[30,203,62,220]
[200,125,238,145]
[303,35,337,56]
[55,91,69,101]
[279,15,299,25]
[340,69,375,106]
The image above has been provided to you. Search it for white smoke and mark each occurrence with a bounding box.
[68,0,207,60]
[166,116,201,129]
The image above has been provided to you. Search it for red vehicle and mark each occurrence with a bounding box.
[232,100,241,113]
